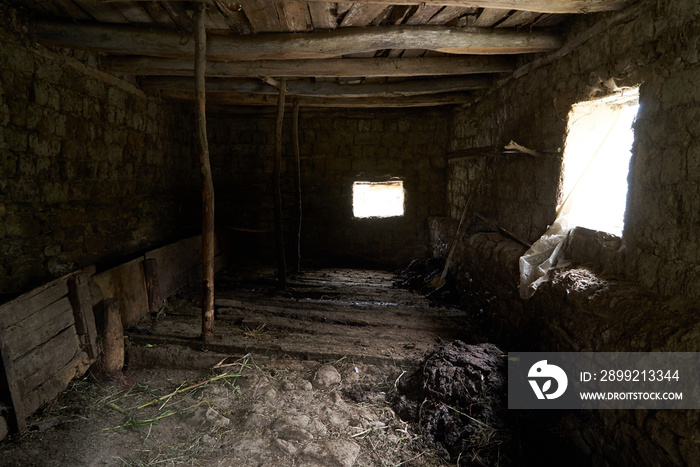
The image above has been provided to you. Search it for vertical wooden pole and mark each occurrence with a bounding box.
[273,79,287,289]
[195,4,215,340]
[292,100,302,273]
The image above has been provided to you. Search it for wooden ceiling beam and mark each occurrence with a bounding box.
[102,56,516,78]
[158,89,475,108]
[101,0,630,14]
[33,20,562,59]
[142,75,492,97]
[303,0,631,14]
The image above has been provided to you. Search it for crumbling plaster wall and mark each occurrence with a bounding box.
[0,10,198,296]
[440,1,700,464]
[209,109,448,268]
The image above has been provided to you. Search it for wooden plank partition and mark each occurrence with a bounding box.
[0,267,96,431]
[0,235,227,438]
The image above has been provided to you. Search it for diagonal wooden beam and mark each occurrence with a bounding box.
[142,76,492,97]
[33,21,563,59]
[102,0,630,14]
[102,56,516,78]
[159,89,475,108]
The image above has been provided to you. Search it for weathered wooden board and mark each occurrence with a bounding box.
[473,8,510,27]
[68,272,99,360]
[308,2,336,29]
[144,235,225,301]
[496,10,541,28]
[14,325,83,396]
[280,2,313,31]
[340,4,388,27]
[0,274,71,329]
[21,350,91,417]
[405,5,441,25]
[3,297,74,361]
[0,335,26,431]
[91,257,149,328]
[144,236,203,300]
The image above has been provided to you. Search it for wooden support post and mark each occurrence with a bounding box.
[67,272,99,360]
[142,258,162,312]
[195,4,215,340]
[292,100,302,273]
[101,299,124,377]
[273,78,287,289]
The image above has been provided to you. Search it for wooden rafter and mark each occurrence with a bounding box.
[102,56,516,78]
[143,75,492,97]
[33,21,563,59]
[100,0,630,14]
[157,90,475,107]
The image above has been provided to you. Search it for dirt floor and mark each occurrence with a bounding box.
[0,268,575,466]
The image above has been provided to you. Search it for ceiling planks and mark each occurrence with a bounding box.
[404,5,441,25]
[340,4,389,27]
[495,10,541,28]
[11,0,627,108]
[308,2,337,29]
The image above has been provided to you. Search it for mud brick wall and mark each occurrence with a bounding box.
[0,12,198,296]
[439,0,700,464]
[209,109,448,268]
[448,0,700,304]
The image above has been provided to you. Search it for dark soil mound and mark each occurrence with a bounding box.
[391,340,508,465]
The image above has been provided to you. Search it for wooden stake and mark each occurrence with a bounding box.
[195,4,215,340]
[292,100,302,273]
[101,298,124,377]
[273,79,287,289]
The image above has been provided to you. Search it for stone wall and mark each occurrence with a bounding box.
[209,109,449,269]
[0,10,198,297]
[448,0,700,304]
[440,0,700,464]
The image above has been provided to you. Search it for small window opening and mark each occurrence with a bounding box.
[560,88,640,236]
[352,180,405,218]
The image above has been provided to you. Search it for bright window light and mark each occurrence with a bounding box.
[352,181,405,218]
[559,88,639,236]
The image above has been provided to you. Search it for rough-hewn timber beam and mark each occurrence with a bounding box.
[102,56,516,78]
[159,90,474,108]
[103,0,629,14]
[33,21,562,59]
[302,0,630,14]
[142,76,492,97]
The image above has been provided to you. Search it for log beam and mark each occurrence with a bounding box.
[33,21,562,59]
[143,75,492,97]
[103,0,630,14]
[159,89,474,107]
[102,56,516,78]
[302,0,630,14]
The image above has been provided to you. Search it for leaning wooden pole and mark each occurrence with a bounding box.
[195,4,215,340]
[292,100,302,273]
[273,79,287,288]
